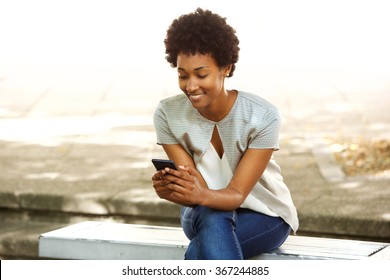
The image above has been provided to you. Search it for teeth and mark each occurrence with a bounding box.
[189,94,202,101]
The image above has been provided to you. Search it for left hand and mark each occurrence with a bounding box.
[162,166,207,206]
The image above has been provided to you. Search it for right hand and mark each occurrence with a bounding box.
[151,169,174,199]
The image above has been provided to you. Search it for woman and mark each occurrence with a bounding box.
[152,8,298,260]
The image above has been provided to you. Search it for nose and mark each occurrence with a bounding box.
[186,77,199,93]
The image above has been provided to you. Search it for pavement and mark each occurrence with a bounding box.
[0,70,389,259]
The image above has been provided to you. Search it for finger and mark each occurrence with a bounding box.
[170,189,192,204]
[165,167,192,180]
[163,174,189,188]
[152,171,162,181]
[168,182,192,197]
[156,187,172,194]
[152,170,168,181]
[153,179,168,188]
[179,165,197,175]
[153,184,173,195]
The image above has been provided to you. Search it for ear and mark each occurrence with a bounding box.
[224,65,233,77]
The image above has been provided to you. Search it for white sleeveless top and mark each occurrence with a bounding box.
[197,143,278,217]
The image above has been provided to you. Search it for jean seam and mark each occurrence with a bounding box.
[240,219,287,246]
[231,210,243,259]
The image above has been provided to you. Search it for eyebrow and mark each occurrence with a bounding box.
[178,66,208,71]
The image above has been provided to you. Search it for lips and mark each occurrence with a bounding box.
[188,94,202,101]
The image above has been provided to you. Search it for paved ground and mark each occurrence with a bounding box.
[0,69,389,259]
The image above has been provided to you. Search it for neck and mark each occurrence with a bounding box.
[198,89,237,122]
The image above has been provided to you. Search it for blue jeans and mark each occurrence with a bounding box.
[180,205,291,260]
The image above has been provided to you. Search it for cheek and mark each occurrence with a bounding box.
[212,76,224,90]
[178,79,186,92]
[201,78,218,91]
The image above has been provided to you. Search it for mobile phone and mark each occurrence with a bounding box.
[152,159,178,171]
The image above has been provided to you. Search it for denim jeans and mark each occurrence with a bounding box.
[180,205,291,260]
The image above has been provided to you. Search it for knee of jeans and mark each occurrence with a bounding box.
[194,206,236,227]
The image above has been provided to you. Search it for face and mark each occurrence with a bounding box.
[177,52,231,114]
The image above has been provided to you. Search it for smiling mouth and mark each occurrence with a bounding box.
[187,93,203,101]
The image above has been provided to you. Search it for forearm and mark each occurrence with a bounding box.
[165,187,244,210]
[198,186,245,211]
[198,149,274,211]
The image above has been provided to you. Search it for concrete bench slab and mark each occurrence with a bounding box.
[39,221,389,260]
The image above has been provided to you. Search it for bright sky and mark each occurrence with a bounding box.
[0,0,389,92]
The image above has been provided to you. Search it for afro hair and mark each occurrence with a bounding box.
[164,8,240,77]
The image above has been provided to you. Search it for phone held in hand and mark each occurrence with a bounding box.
[152,159,178,171]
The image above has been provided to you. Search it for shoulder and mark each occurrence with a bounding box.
[236,91,279,119]
[154,94,189,117]
[238,91,277,109]
[154,94,201,128]
[158,94,188,108]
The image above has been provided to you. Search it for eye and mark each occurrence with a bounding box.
[198,74,208,79]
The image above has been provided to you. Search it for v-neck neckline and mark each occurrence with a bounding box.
[210,141,225,160]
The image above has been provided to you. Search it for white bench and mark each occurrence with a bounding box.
[38,221,390,260]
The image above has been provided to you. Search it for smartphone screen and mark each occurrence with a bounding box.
[152,159,178,171]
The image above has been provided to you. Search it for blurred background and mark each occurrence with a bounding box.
[0,0,389,259]
[1,0,389,100]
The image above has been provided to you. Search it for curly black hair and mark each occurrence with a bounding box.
[164,8,240,77]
